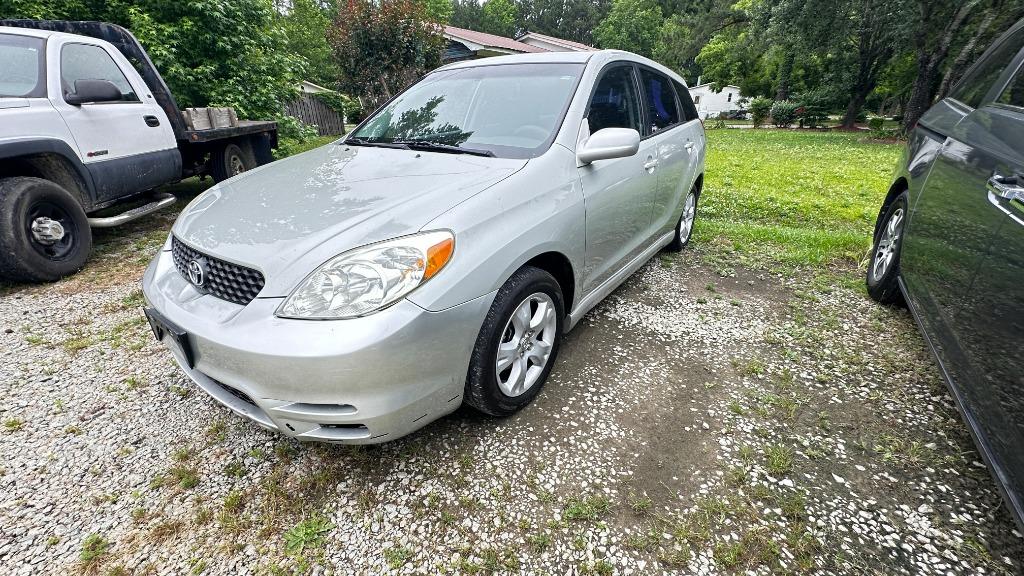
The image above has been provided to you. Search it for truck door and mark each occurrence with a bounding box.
[49,39,179,203]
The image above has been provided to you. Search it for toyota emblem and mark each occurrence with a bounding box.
[187,259,205,287]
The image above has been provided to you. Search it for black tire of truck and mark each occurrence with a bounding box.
[210,141,257,183]
[0,177,92,283]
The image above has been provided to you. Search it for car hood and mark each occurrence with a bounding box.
[172,143,526,297]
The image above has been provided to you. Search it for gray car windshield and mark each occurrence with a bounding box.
[0,34,45,98]
[350,63,585,159]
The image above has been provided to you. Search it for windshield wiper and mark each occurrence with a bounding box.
[344,137,410,150]
[392,140,495,157]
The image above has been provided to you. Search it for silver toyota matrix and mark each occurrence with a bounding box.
[142,50,706,443]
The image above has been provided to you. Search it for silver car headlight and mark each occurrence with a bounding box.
[276,230,455,319]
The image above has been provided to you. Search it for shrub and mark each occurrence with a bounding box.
[796,91,831,129]
[749,97,773,128]
[867,117,885,131]
[273,115,320,159]
[770,100,799,128]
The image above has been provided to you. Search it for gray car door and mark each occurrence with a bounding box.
[577,63,658,293]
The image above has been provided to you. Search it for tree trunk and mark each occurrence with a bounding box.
[902,0,980,131]
[775,50,794,101]
[937,8,996,101]
[841,92,869,128]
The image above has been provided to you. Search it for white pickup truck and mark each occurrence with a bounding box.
[0,20,279,282]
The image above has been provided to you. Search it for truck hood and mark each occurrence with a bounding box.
[172,143,526,297]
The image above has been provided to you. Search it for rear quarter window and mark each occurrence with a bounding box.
[673,80,699,122]
[0,34,45,98]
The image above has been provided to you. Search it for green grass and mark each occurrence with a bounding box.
[698,130,901,271]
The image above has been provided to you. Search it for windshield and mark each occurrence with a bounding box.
[0,34,45,98]
[351,62,585,159]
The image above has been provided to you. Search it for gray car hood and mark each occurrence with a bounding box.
[173,143,526,297]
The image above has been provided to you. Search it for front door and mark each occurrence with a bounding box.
[947,65,1024,522]
[50,39,177,202]
[577,63,657,293]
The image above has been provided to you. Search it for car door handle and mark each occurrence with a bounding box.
[986,174,1024,225]
[144,115,160,127]
[643,158,658,172]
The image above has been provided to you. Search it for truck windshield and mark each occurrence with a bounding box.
[0,34,45,98]
[350,62,585,159]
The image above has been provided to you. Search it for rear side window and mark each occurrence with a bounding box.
[61,43,139,102]
[0,34,45,98]
[673,80,699,122]
[639,68,680,133]
[997,62,1024,109]
[950,27,1024,109]
[586,65,642,134]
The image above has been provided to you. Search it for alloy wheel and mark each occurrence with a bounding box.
[495,292,557,397]
[872,207,904,281]
[679,192,696,242]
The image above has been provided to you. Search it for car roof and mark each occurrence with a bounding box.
[436,50,689,88]
[0,25,55,39]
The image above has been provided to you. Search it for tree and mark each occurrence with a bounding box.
[279,0,339,87]
[450,0,483,30]
[480,0,517,37]
[328,0,445,103]
[422,0,454,24]
[0,0,304,119]
[901,0,981,131]
[594,0,662,58]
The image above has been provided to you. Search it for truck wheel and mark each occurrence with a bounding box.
[0,177,92,282]
[211,142,256,183]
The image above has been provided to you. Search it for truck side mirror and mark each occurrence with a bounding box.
[65,79,123,106]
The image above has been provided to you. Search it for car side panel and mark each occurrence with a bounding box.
[410,145,586,313]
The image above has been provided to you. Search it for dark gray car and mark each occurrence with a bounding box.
[867,18,1024,528]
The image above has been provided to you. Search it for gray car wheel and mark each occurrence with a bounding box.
[465,266,564,416]
[665,189,698,252]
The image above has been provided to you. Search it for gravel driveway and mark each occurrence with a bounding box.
[1,206,1022,575]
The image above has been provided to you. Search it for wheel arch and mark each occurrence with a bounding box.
[0,140,95,211]
[874,177,909,239]
[523,251,576,315]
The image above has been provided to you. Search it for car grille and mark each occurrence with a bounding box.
[171,236,265,305]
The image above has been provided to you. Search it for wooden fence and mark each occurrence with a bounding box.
[285,93,346,136]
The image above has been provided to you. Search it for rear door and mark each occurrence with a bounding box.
[578,62,658,293]
[635,67,697,236]
[49,38,178,203]
[949,58,1024,523]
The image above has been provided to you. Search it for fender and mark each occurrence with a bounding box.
[0,137,97,207]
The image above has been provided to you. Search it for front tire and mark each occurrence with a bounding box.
[464,266,565,417]
[0,177,92,282]
[867,192,908,305]
[665,189,698,252]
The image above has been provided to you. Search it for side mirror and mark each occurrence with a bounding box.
[65,79,123,106]
[577,127,641,165]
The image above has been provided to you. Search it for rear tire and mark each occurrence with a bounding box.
[210,142,256,183]
[464,266,565,417]
[665,188,698,252]
[867,192,908,305]
[0,177,92,282]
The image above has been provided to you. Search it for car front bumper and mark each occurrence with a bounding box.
[142,247,494,443]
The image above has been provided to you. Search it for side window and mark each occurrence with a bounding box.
[950,28,1024,109]
[997,61,1024,109]
[674,79,699,122]
[639,69,679,133]
[61,43,139,103]
[586,65,642,134]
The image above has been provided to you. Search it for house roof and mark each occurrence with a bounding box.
[517,31,596,51]
[689,83,742,91]
[443,25,547,54]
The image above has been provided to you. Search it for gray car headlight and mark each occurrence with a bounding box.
[276,230,455,319]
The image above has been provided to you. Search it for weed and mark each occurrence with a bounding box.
[563,495,612,522]
[283,515,333,556]
[383,545,413,569]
